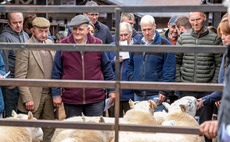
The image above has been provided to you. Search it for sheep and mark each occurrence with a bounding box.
[123,100,159,125]
[0,110,43,142]
[51,115,114,142]
[111,97,204,142]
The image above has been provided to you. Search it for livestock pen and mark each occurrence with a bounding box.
[0,3,227,142]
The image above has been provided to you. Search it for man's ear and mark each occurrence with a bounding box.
[83,13,87,16]
[30,28,34,35]
[167,22,170,28]
[154,24,157,29]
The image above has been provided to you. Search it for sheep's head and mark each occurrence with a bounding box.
[129,100,157,115]
[163,96,198,117]
[10,111,43,142]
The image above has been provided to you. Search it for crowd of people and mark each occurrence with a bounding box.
[0,0,230,142]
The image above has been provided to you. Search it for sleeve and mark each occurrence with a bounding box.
[0,54,6,76]
[105,52,115,71]
[101,52,115,93]
[211,53,222,83]
[175,39,183,82]
[127,52,134,80]
[106,28,114,44]
[160,52,176,96]
[202,55,225,105]
[51,51,63,98]
[15,50,33,103]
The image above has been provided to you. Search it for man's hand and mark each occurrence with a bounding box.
[215,100,221,107]
[25,101,34,111]
[113,56,123,63]
[53,97,62,108]
[197,98,204,110]
[109,92,116,105]
[158,93,166,104]
[200,120,218,139]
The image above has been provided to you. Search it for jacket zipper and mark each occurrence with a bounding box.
[120,61,124,100]
[81,51,86,104]
[194,35,199,82]
[143,52,147,97]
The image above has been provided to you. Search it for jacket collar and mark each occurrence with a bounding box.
[190,27,209,38]
[67,32,97,44]
[137,30,161,45]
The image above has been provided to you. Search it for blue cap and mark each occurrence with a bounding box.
[169,15,178,26]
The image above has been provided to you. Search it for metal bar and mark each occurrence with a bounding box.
[119,124,201,135]
[0,43,226,53]
[0,5,226,13]
[0,79,223,92]
[0,119,201,135]
[114,7,121,142]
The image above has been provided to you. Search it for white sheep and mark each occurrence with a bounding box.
[51,115,114,142]
[0,111,43,142]
[123,100,159,125]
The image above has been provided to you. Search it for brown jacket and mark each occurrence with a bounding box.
[15,37,55,113]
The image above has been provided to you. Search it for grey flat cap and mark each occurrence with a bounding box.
[68,15,90,27]
[169,15,178,26]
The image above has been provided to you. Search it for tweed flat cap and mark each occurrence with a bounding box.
[68,15,90,27]
[32,17,50,28]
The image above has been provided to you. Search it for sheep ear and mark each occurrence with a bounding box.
[129,99,134,109]
[99,116,105,123]
[11,110,17,117]
[28,111,33,120]
[149,100,158,109]
[179,104,186,112]
[162,102,170,111]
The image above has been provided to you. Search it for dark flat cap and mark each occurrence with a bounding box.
[68,15,90,27]
[32,17,50,28]
[169,15,178,26]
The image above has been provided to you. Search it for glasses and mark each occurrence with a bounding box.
[87,13,99,17]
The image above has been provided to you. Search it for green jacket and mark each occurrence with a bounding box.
[176,28,222,83]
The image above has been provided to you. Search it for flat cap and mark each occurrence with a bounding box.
[32,17,50,28]
[68,15,90,27]
[169,15,178,26]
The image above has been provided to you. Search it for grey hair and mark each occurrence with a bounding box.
[140,15,155,27]
[120,22,133,33]
[121,13,134,22]
[223,0,230,13]
[85,1,98,6]
[7,12,23,22]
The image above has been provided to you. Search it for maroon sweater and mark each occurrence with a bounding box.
[52,33,115,104]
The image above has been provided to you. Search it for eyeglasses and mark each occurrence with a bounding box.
[87,13,99,17]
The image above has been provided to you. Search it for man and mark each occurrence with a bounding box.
[174,15,192,35]
[176,12,222,142]
[107,22,136,117]
[15,17,55,142]
[0,12,29,117]
[82,1,113,44]
[52,15,115,118]
[113,13,141,41]
[127,15,176,112]
[160,15,178,45]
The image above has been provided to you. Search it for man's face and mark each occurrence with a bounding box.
[228,13,230,26]
[72,24,89,42]
[122,17,134,28]
[85,12,99,25]
[120,27,132,44]
[168,23,178,39]
[141,22,155,43]
[8,12,23,33]
[32,27,49,42]
[189,12,206,33]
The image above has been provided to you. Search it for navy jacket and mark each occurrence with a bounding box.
[127,30,176,96]
[106,38,137,101]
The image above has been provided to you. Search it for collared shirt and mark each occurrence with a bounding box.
[32,36,47,54]
[141,33,156,45]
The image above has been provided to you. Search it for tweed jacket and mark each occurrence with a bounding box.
[15,37,55,113]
